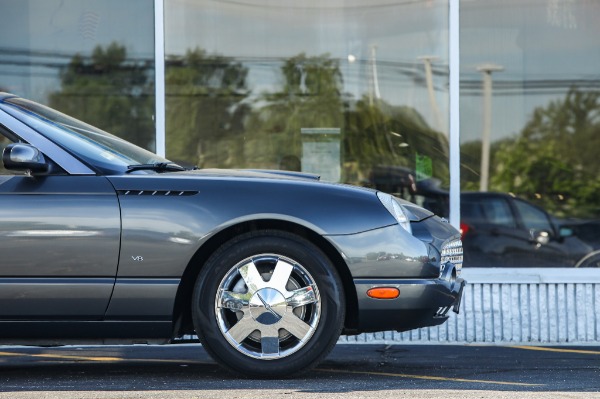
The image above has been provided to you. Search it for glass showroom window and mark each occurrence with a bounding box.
[164,0,450,203]
[0,0,156,150]
[460,0,600,267]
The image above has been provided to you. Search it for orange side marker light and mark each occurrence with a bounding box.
[367,287,400,299]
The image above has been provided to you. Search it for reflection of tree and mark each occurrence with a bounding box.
[345,97,449,188]
[459,140,484,191]
[242,52,448,187]
[486,88,600,217]
[243,53,344,169]
[165,48,250,167]
[49,42,155,149]
[50,46,450,192]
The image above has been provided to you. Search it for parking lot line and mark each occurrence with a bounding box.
[315,368,544,387]
[511,346,600,355]
[0,350,215,365]
[0,351,122,362]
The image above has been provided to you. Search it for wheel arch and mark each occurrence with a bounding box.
[171,219,359,338]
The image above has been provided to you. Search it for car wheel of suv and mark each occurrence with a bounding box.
[575,251,600,268]
[191,230,345,377]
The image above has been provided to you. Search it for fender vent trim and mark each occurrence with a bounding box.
[117,190,198,197]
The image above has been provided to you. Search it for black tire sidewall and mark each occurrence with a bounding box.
[191,231,345,377]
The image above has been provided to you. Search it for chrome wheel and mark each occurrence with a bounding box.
[215,254,321,359]
[192,231,344,377]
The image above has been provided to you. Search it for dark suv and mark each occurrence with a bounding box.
[460,192,597,268]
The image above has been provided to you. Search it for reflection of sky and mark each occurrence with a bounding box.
[1,0,598,146]
[0,0,154,102]
[460,0,600,143]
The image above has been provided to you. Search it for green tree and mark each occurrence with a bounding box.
[242,53,345,169]
[489,88,600,217]
[243,52,448,188]
[50,42,155,149]
[344,97,449,188]
[459,140,483,191]
[165,48,250,167]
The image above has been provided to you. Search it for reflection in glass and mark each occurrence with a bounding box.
[165,0,450,200]
[459,0,600,267]
[0,0,155,149]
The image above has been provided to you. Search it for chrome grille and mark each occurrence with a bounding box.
[440,238,463,275]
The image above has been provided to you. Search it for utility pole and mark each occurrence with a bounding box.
[477,63,503,192]
[418,56,445,136]
[369,45,381,106]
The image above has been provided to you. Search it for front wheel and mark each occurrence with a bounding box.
[192,230,345,377]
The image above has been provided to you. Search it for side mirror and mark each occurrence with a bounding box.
[2,143,48,174]
[559,226,574,238]
[530,229,550,245]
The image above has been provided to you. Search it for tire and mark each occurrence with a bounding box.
[191,230,345,378]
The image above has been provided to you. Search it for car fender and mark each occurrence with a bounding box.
[107,174,397,278]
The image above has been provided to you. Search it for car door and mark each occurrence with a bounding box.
[511,199,572,267]
[0,125,120,319]
[462,196,527,267]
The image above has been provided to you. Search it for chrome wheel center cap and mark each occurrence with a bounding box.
[249,288,287,325]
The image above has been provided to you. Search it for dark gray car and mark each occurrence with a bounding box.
[0,93,464,377]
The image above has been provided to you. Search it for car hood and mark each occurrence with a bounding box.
[111,168,434,223]
[200,168,321,181]
[107,167,404,235]
[111,167,361,194]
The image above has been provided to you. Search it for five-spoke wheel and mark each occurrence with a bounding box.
[216,254,321,359]
[192,231,344,377]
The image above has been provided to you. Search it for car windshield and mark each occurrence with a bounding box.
[0,97,170,173]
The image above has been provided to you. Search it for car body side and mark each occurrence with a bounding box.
[0,170,460,341]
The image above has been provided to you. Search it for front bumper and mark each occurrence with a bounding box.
[326,219,465,334]
[352,272,466,333]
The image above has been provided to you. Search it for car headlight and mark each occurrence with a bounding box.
[376,192,412,234]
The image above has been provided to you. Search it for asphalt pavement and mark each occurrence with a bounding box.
[0,343,598,398]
